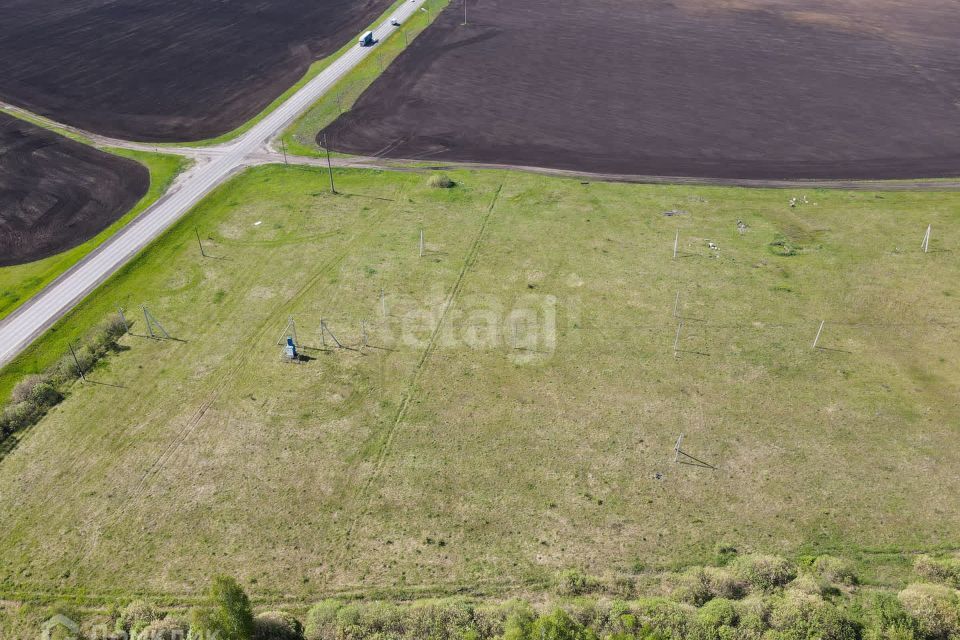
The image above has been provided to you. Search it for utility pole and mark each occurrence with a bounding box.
[195,228,206,257]
[323,133,337,194]
[68,342,86,382]
[463,0,467,25]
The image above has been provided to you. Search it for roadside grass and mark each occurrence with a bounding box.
[282,0,451,158]
[0,150,190,330]
[0,166,957,604]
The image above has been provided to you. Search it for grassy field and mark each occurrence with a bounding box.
[0,149,189,325]
[0,165,957,604]
[282,0,450,158]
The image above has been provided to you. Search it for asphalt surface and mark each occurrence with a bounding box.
[0,0,425,367]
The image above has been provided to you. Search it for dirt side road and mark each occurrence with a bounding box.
[0,0,391,141]
[0,113,148,266]
[322,0,960,180]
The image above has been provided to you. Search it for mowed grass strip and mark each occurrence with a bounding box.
[0,167,957,603]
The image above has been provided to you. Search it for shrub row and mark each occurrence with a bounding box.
[74,555,960,640]
[0,314,126,445]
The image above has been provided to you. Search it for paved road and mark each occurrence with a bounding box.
[0,0,425,367]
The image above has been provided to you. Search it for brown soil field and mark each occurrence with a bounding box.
[0,0,391,141]
[322,0,960,179]
[0,114,148,266]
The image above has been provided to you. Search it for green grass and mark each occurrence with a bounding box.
[0,150,190,331]
[282,0,450,158]
[0,166,958,605]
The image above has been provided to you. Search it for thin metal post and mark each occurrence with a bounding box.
[673,319,683,355]
[419,229,424,258]
[195,228,205,257]
[922,224,931,253]
[674,433,684,463]
[673,229,679,258]
[812,320,825,349]
[381,288,387,317]
[463,0,467,25]
[68,342,86,382]
[323,133,337,194]
[673,291,681,318]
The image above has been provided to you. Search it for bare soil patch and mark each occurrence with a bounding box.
[0,0,391,141]
[0,114,148,266]
[322,0,960,179]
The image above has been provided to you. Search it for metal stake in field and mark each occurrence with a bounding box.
[673,229,679,258]
[673,319,684,356]
[812,320,825,349]
[673,432,717,469]
[117,306,129,333]
[195,228,206,257]
[68,342,86,382]
[141,305,170,339]
[463,0,468,25]
[323,133,337,194]
[276,316,299,347]
[320,319,344,349]
[419,229,425,258]
[921,224,932,253]
[673,291,681,318]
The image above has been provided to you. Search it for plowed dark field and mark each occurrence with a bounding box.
[0,0,391,141]
[322,0,960,179]
[0,114,148,266]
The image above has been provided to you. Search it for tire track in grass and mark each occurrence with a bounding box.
[65,197,399,573]
[339,184,503,550]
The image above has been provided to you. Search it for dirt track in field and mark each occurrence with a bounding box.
[322,0,960,180]
[0,114,148,266]
[0,0,391,141]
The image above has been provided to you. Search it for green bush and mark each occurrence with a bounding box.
[768,592,857,640]
[788,573,832,597]
[915,555,960,589]
[675,567,745,605]
[11,375,44,403]
[141,616,190,640]
[116,600,163,634]
[813,555,858,586]
[529,608,592,640]
[29,382,62,407]
[555,569,597,596]
[190,575,255,640]
[897,583,960,639]
[697,599,737,629]
[427,174,455,189]
[0,400,37,435]
[304,600,343,640]
[404,599,474,639]
[860,592,918,640]
[633,598,693,638]
[733,555,797,592]
[253,611,304,640]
